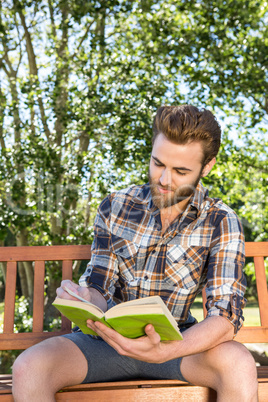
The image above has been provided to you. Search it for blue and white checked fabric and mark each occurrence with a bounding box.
[79,182,246,334]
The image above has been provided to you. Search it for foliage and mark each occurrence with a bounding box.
[0,0,267,311]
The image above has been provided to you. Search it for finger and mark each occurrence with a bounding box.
[87,321,129,352]
[87,320,122,340]
[61,280,79,291]
[87,321,127,355]
[144,324,161,344]
[56,281,79,299]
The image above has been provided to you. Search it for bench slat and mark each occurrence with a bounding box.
[61,260,73,331]
[1,373,267,401]
[245,242,268,257]
[254,256,268,326]
[62,260,73,280]
[235,326,268,343]
[32,261,45,333]
[0,331,71,350]
[56,386,218,401]
[0,245,91,262]
[3,262,17,334]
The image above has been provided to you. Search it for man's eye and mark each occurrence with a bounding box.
[176,171,187,176]
[154,161,163,166]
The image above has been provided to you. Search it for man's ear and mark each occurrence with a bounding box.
[201,157,216,177]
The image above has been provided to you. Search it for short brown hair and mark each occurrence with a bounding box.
[152,105,221,166]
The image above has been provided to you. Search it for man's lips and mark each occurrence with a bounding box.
[157,186,173,194]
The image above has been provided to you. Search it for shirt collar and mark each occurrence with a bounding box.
[132,184,152,205]
[189,182,209,212]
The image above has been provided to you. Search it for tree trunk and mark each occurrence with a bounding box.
[17,262,28,298]
[16,2,51,142]
[16,229,34,300]
[0,240,6,285]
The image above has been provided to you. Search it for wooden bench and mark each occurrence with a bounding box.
[0,242,267,401]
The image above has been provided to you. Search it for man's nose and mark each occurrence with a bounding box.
[159,168,172,187]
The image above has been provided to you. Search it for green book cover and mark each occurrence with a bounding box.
[52,294,183,341]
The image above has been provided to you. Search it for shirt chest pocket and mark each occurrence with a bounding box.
[164,244,206,291]
[110,235,139,283]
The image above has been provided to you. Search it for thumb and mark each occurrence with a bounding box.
[144,324,161,344]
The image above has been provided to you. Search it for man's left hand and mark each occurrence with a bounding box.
[87,320,174,363]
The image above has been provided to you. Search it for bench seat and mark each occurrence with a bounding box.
[1,371,268,401]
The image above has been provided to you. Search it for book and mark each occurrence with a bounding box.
[52,288,183,341]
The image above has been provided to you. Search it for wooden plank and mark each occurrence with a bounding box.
[235,326,268,343]
[0,375,12,393]
[245,242,268,257]
[32,261,45,333]
[0,396,13,401]
[254,256,268,326]
[202,287,207,318]
[61,260,73,331]
[257,367,268,379]
[258,381,268,402]
[62,260,73,280]
[3,262,17,334]
[1,372,267,400]
[0,331,70,350]
[0,245,91,262]
[1,383,268,402]
[56,386,217,401]
[63,379,188,390]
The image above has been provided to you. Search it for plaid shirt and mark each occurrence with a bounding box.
[80,183,246,334]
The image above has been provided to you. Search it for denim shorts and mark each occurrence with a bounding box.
[62,331,188,384]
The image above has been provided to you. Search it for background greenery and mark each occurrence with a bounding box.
[0,0,267,343]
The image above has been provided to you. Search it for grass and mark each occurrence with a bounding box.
[191,296,261,326]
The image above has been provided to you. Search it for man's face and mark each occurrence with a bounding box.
[149,133,205,211]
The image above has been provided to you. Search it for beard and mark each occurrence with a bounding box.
[148,169,202,210]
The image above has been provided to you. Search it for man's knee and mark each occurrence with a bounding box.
[13,336,88,399]
[214,341,257,374]
[12,337,67,397]
[209,341,258,394]
[182,340,258,400]
[12,342,50,393]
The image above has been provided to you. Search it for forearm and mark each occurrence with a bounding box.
[163,316,234,361]
[86,314,235,365]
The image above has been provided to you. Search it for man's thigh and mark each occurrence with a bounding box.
[63,332,187,383]
[180,340,257,390]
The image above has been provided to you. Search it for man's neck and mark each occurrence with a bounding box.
[160,197,190,234]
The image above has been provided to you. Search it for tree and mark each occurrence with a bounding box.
[0,0,178,317]
[0,0,267,319]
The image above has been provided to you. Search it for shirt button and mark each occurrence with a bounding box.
[119,248,123,253]
[144,275,148,280]
[151,250,156,254]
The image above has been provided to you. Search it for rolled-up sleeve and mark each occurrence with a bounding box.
[79,195,119,309]
[205,209,247,335]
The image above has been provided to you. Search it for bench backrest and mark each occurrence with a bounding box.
[0,242,267,350]
[0,245,91,350]
[236,242,268,343]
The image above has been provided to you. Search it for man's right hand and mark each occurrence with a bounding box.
[56,280,92,302]
[56,280,108,312]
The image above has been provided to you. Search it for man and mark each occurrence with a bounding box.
[12,105,258,401]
